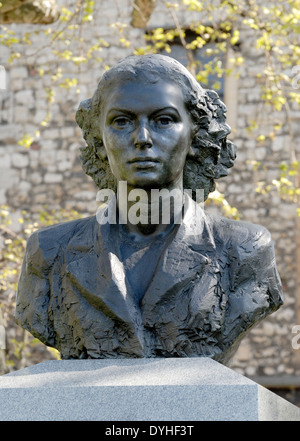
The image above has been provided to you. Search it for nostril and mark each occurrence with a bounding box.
[134,139,153,149]
[134,126,153,148]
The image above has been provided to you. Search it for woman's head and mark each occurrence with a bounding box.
[76,54,237,200]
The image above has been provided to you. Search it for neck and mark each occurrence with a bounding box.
[116,178,184,239]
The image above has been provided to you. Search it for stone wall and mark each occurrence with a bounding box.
[0,0,299,380]
[220,22,300,378]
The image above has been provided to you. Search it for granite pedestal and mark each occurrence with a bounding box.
[0,358,299,421]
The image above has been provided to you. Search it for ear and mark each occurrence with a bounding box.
[187,145,197,158]
[187,131,199,159]
[94,138,107,160]
[186,123,199,158]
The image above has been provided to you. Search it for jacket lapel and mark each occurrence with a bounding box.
[141,197,216,321]
[65,214,139,326]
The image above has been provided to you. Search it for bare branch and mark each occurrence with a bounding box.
[0,0,60,24]
[131,0,157,28]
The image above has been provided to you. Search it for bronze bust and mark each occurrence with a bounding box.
[15,55,283,365]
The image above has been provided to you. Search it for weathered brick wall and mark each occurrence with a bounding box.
[0,0,299,379]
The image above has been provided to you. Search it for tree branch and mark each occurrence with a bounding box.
[131,0,157,28]
[0,0,60,24]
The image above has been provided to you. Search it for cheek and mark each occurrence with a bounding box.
[155,127,187,151]
[103,131,128,163]
[166,128,192,157]
[169,131,192,170]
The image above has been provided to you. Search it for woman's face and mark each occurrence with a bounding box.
[99,77,194,190]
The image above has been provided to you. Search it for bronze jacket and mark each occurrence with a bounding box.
[15,197,283,365]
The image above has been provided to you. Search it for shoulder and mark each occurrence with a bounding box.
[28,215,95,245]
[205,212,279,285]
[25,216,96,272]
[206,212,273,253]
[206,212,283,301]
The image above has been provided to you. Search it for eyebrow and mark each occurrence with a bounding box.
[106,106,181,117]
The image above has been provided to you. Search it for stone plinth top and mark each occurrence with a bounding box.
[0,358,299,421]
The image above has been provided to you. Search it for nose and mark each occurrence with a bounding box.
[133,122,153,149]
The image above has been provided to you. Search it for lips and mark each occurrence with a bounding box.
[128,157,160,163]
[128,157,160,169]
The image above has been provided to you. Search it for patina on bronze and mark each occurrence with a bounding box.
[15,55,283,365]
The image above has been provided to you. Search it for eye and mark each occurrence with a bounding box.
[112,116,132,128]
[155,115,175,127]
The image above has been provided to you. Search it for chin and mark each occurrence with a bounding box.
[126,174,165,189]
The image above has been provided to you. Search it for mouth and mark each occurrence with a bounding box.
[128,157,160,169]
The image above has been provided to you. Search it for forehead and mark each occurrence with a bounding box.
[100,77,187,115]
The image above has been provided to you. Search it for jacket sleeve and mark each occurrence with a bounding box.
[226,223,284,338]
[231,225,283,309]
[15,229,60,347]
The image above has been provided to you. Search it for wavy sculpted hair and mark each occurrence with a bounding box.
[75,54,237,201]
